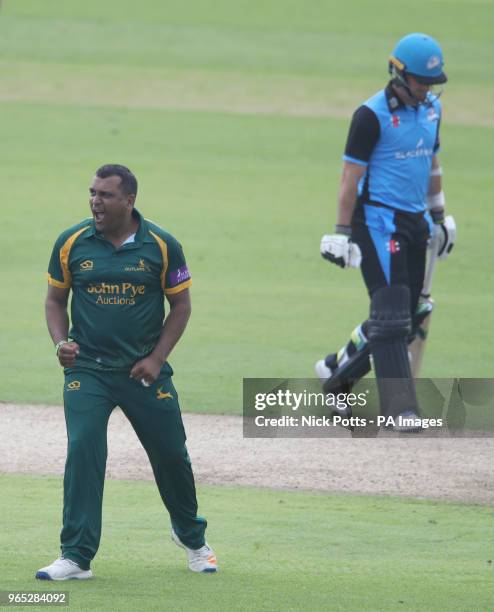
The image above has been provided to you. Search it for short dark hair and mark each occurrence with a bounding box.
[95,164,138,196]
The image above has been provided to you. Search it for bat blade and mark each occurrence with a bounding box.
[410,229,440,378]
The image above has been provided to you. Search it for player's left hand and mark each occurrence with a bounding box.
[130,354,163,386]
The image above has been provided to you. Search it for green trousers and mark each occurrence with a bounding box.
[61,367,207,570]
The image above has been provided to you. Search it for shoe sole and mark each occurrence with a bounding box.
[188,565,218,573]
[35,570,93,581]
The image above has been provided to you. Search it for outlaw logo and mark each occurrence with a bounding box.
[80,260,94,271]
[124,259,150,272]
[67,381,81,390]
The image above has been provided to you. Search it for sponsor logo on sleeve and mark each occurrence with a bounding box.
[67,381,81,390]
[169,265,191,287]
[80,260,94,270]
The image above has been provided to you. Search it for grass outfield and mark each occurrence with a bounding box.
[1,474,492,611]
[0,1,493,412]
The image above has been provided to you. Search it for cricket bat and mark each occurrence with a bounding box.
[410,233,440,377]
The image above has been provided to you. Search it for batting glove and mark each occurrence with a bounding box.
[435,214,456,260]
[320,227,362,269]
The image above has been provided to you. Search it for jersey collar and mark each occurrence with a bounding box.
[85,208,150,247]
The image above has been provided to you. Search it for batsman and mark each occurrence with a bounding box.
[316,33,456,430]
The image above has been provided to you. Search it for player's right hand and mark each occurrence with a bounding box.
[435,215,456,261]
[129,354,162,386]
[320,234,362,268]
[57,342,80,367]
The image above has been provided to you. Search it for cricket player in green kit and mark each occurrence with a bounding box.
[36,164,218,580]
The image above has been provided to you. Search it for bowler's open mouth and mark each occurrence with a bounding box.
[93,211,104,223]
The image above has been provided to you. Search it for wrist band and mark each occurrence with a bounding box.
[430,208,445,224]
[55,339,69,355]
[334,224,351,236]
[430,166,443,177]
[427,190,445,209]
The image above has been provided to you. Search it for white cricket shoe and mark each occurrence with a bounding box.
[35,557,93,581]
[171,529,218,573]
[315,359,332,381]
[315,359,353,419]
[392,410,422,433]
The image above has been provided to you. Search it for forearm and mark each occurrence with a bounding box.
[150,302,191,365]
[428,174,442,197]
[45,299,70,345]
[320,162,364,268]
[336,166,361,227]
[427,157,446,221]
[336,187,358,226]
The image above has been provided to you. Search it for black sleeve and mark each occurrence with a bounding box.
[344,105,380,163]
[433,116,441,153]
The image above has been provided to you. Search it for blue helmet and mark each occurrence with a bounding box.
[389,33,447,84]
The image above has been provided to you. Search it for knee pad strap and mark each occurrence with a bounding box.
[368,285,411,343]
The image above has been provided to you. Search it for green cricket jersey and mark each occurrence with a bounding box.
[47,209,192,371]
